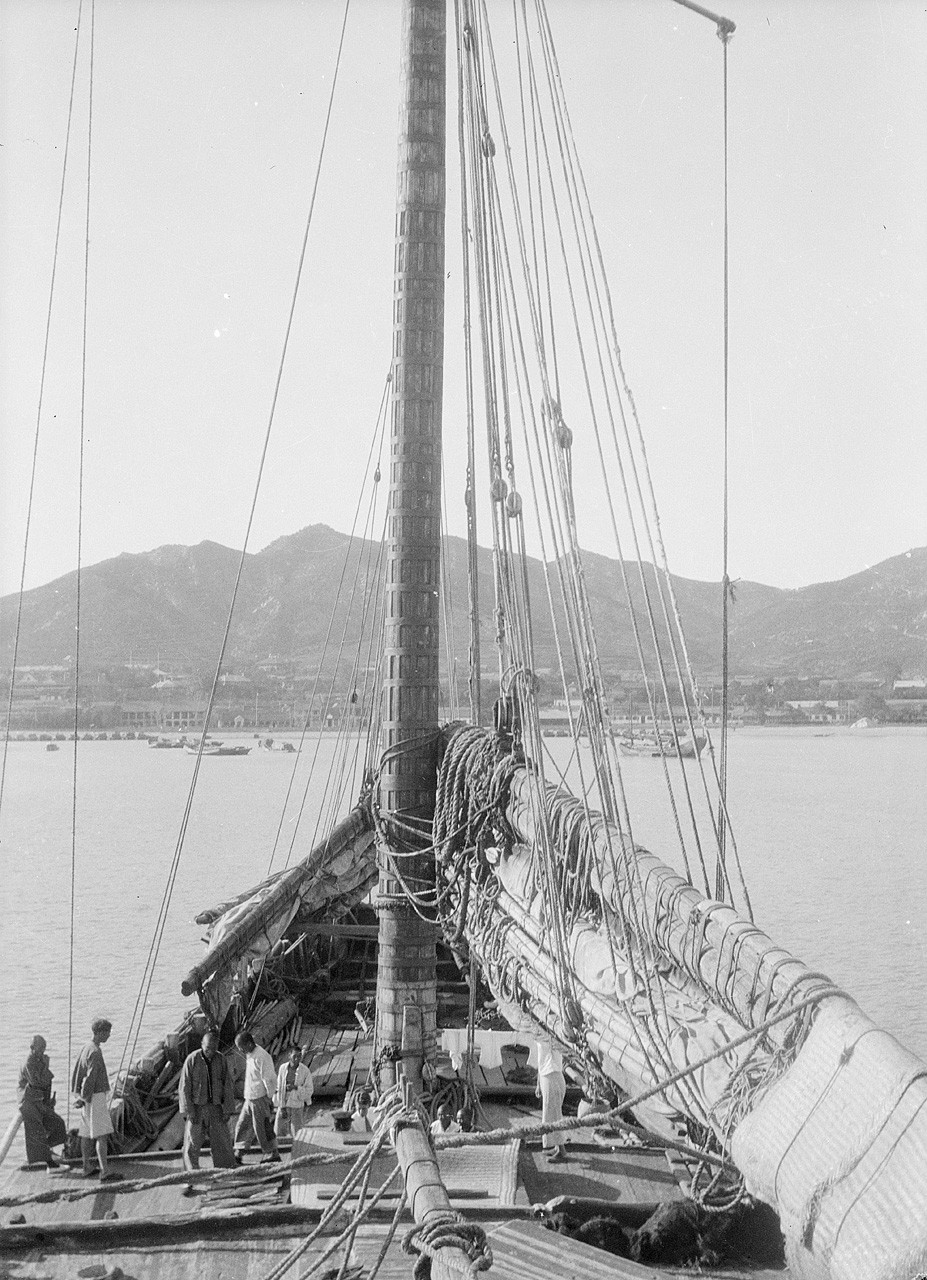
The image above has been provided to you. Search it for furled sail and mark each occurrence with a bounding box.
[433,724,927,1278]
[181,801,376,1025]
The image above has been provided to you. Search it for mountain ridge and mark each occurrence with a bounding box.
[1,526,925,679]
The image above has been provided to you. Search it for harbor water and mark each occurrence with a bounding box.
[1,727,925,1133]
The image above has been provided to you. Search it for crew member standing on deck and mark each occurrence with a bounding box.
[274,1045,314,1139]
[178,1030,237,1172]
[17,1035,66,1169]
[536,1039,567,1163]
[71,1018,120,1182]
[233,1031,280,1163]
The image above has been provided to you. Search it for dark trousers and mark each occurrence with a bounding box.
[20,1097,66,1164]
[182,1103,236,1170]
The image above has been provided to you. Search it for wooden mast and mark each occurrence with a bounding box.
[375,0,446,1093]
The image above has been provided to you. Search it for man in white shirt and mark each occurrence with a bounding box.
[536,1040,567,1162]
[350,1091,374,1133]
[273,1045,314,1138]
[429,1103,460,1137]
[233,1031,280,1163]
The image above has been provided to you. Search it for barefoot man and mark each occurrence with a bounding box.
[71,1018,120,1182]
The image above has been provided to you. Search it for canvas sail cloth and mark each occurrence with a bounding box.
[182,802,376,1026]
[437,732,927,1279]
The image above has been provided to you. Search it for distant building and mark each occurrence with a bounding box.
[782,700,848,724]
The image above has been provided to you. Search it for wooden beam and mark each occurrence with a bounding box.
[0,1203,335,1251]
[391,1083,481,1280]
[303,922,380,940]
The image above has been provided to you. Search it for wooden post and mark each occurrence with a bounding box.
[0,1112,23,1168]
[375,0,446,1092]
[390,1081,478,1280]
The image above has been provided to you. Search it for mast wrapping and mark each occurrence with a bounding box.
[375,0,447,1088]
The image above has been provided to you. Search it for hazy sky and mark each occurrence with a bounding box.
[0,0,924,600]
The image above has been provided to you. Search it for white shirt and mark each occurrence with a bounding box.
[351,1110,373,1133]
[536,1041,564,1077]
[430,1118,461,1136]
[274,1060,314,1109]
[243,1045,277,1101]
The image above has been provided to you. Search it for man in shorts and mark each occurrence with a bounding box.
[71,1018,120,1182]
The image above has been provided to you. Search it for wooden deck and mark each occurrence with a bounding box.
[304,1026,558,1100]
[291,1115,520,1212]
[0,1054,789,1279]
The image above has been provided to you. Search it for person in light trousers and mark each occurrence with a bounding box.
[273,1045,314,1139]
[536,1040,567,1162]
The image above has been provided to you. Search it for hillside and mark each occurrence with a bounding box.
[1,528,925,679]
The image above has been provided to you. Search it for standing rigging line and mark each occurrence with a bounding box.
[671,0,744,912]
[288,471,386,873]
[526,3,714,889]
[532,0,752,917]
[265,374,389,877]
[0,0,86,832]
[716,25,733,900]
[67,0,96,1124]
[454,0,482,727]
[114,0,354,1085]
[460,8,689,1090]
[455,6,744,1108]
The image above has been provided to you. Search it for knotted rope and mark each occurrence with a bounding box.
[403,1212,493,1278]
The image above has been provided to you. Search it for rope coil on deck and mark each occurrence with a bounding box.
[403,1213,492,1278]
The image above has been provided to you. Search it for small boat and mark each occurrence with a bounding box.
[619,730,706,758]
[183,740,250,756]
[44,742,59,752]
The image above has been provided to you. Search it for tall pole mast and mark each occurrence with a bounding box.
[375,0,446,1092]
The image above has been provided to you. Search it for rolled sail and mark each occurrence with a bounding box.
[435,725,927,1279]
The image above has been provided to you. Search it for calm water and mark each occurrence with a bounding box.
[1,728,925,1136]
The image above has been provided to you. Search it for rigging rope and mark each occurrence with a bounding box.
[442,0,766,1123]
[115,0,354,1086]
[281,457,386,872]
[67,0,96,1124]
[0,0,86,830]
[716,23,733,899]
[264,372,388,877]
[533,0,752,914]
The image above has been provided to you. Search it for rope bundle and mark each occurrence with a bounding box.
[403,1213,492,1278]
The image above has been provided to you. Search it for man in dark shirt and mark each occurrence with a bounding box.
[178,1030,236,1171]
[17,1035,66,1169]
